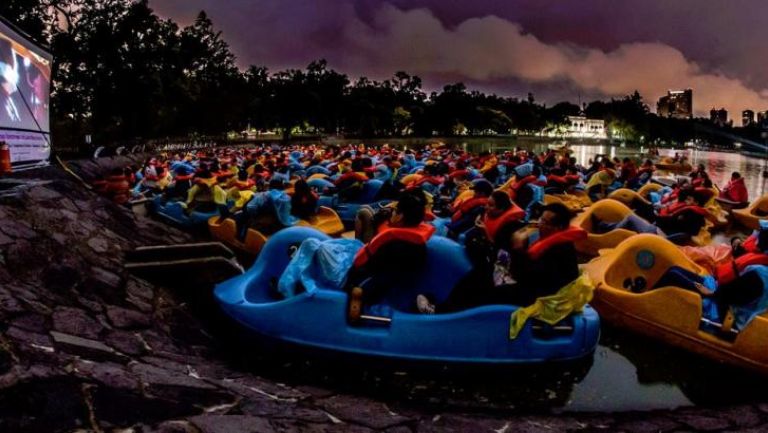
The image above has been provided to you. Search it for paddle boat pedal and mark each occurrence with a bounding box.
[125,242,244,285]
[699,312,739,343]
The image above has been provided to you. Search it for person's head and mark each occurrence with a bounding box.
[294,178,310,195]
[732,171,742,180]
[471,179,494,198]
[488,191,512,214]
[677,187,695,205]
[269,178,286,190]
[539,202,572,239]
[392,189,426,227]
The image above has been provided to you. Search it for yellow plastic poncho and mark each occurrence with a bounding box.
[509,273,595,339]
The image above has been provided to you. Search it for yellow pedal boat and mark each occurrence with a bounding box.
[733,194,768,230]
[583,234,768,376]
[571,200,639,256]
[209,206,344,255]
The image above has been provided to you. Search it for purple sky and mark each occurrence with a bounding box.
[150,0,768,120]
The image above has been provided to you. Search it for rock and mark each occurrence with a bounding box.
[147,420,200,433]
[0,376,89,433]
[26,185,61,201]
[315,395,412,430]
[106,306,152,329]
[188,415,276,433]
[677,413,732,431]
[720,406,762,429]
[42,264,81,292]
[52,306,105,339]
[6,326,53,348]
[0,219,37,239]
[50,331,127,363]
[126,278,155,300]
[10,313,48,333]
[105,330,148,356]
[90,385,204,427]
[613,417,681,433]
[87,236,110,253]
[74,360,139,390]
[0,231,12,245]
[0,287,24,313]
[0,348,12,375]
[129,362,234,406]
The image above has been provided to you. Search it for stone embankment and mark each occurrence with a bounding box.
[0,157,767,432]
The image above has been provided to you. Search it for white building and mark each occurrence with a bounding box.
[566,116,606,139]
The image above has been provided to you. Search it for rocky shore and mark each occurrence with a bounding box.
[1,157,768,432]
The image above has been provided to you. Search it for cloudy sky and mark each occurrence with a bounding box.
[151,0,768,119]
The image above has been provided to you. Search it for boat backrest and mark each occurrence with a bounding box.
[355,179,383,203]
[603,235,702,290]
[379,236,473,312]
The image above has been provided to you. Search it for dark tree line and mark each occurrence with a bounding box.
[1,0,755,152]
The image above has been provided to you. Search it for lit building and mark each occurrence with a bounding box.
[566,116,606,139]
[758,111,768,129]
[710,107,729,127]
[742,110,755,127]
[656,89,693,119]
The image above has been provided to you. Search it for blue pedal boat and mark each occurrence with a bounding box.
[317,179,392,226]
[214,227,600,365]
[151,196,219,229]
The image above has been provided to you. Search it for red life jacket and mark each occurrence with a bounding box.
[451,197,489,222]
[449,169,469,179]
[335,171,369,186]
[509,175,537,200]
[413,176,445,187]
[744,235,759,253]
[353,222,435,268]
[716,252,768,285]
[547,174,569,188]
[483,205,525,241]
[658,202,708,218]
[527,226,587,261]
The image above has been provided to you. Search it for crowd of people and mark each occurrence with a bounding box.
[93,142,764,321]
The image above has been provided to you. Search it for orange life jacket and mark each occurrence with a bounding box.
[527,226,587,261]
[353,222,435,268]
[716,252,768,285]
[509,175,537,200]
[483,205,525,241]
[451,197,489,222]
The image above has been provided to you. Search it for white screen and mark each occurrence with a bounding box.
[0,19,52,134]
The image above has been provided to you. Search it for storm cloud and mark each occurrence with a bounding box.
[151,0,768,118]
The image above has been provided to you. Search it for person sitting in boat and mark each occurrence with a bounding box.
[617,158,637,186]
[475,190,526,251]
[719,172,748,204]
[240,178,298,236]
[184,170,228,214]
[446,179,494,238]
[290,179,319,221]
[417,202,585,313]
[334,158,369,201]
[655,187,709,239]
[347,189,434,321]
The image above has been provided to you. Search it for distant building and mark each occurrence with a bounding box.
[742,110,755,127]
[566,116,606,139]
[710,107,729,127]
[758,111,768,129]
[656,89,693,119]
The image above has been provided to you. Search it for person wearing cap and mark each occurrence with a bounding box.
[347,189,435,322]
[446,178,493,238]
